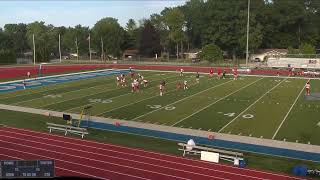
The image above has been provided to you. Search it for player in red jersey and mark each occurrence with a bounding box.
[217,69,222,79]
[305,81,311,96]
[180,68,184,76]
[130,72,135,79]
[209,69,214,77]
[233,69,238,80]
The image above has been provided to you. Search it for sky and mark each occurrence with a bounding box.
[0,0,186,28]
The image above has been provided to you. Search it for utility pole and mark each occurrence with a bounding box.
[59,34,62,63]
[101,37,104,61]
[88,33,91,61]
[245,0,250,68]
[75,37,79,61]
[33,34,36,65]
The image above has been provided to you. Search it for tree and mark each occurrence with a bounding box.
[162,7,186,59]
[139,21,161,57]
[4,23,29,54]
[92,17,125,58]
[199,44,223,62]
[150,13,169,54]
[0,31,16,64]
[299,43,316,54]
[124,19,138,49]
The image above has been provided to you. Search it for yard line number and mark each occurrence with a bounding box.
[147,105,176,111]
[220,112,254,119]
[88,99,113,104]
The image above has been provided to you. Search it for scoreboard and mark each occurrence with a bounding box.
[0,160,55,178]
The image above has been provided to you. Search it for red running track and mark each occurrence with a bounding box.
[0,126,304,180]
[0,64,295,80]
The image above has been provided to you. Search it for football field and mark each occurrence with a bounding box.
[0,70,319,146]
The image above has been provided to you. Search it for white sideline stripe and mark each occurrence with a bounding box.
[12,71,160,106]
[2,126,302,179]
[0,134,232,180]
[271,79,309,139]
[218,78,287,133]
[172,78,263,126]
[0,68,116,85]
[0,146,148,180]
[139,69,320,80]
[94,75,200,116]
[0,140,188,180]
[0,153,107,180]
[132,79,233,121]
[12,78,116,106]
[0,69,117,100]
[67,74,180,113]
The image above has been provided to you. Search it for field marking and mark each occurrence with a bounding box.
[271,79,309,139]
[0,69,119,99]
[218,78,287,133]
[132,79,233,121]
[12,71,162,106]
[171,78,263,126]
[12,80,117,106]
[66,74,181,113]
[94,77,192,116]
[18,72,168,108]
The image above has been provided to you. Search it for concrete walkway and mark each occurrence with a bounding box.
[1,103,320,155]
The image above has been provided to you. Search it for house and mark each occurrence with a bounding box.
[182,50,202,60]
[123,49,139,59]
[250,49,289,62]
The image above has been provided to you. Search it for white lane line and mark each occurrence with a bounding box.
[272,79,309,139]
[132,79,233,121]
[0,146,149,180]
[0,153,108,180]
[2,126,303,179]
[171,78,263,126]
[0,132,262,180]
[218,78,287,133]
[0,134,229,180]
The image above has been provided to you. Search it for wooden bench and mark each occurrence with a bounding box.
[178,143,244,163]
[47,123,89,139]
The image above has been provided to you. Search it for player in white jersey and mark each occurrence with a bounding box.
[305,81,311,95]
[183,80,188,90]
[116,76,121,86]
[143,79,148,87]
[159,80,165,96]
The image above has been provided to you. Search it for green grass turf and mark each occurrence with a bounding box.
[275,79,320,145]
[0,109,319,177]
[0,71,319,146]
[221,78,307,139]
[175,77,279,131]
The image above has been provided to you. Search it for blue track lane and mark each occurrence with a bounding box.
[0,69,128,93]
[85,121,320,162]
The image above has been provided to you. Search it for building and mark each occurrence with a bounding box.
[250,49,289,62]
[123,49,139,60]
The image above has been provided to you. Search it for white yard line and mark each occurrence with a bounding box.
[132,79,233,121]
[94,78,189,116]
[0,72,116,100]
[271,79,309,139]
[171,78,263,126]
[12,80,115,105]
[218,78,287,133]
[66,74,181,113]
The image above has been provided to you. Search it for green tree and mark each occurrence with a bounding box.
[199,44,223,62]
[92,17,125,58]
[4,23,29,54]
[299,43,316,54]
[139,21,161,57]
[162,7,186,59]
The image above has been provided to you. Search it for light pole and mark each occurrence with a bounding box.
[245,0,250,68]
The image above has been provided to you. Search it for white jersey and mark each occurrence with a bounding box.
[305,84,311,89]
[143,79,148,83]
[184,81,187,85]
[160,84,163,90]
